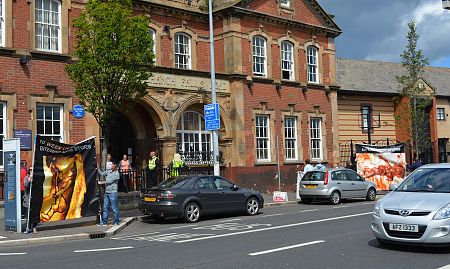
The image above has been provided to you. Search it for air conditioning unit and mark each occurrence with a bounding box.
[444,0,450,10]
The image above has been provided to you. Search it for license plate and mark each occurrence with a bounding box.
[144,197,156,202]
[389,223,418,232]
[304,185,317,189]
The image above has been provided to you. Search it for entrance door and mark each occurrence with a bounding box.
[109,113,136,164]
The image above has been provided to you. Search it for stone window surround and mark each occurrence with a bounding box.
[307,111,327,162]
[252,107,276,164]
[148,22,162,66]
[30,0,70,54]
[28,87,72,144]
[281,110,303,163]
[169,25,198,70]
[0,0,12,48]
[248,29,273,79]
[277,35,300,82]
[303,40,324,85]
[0,93,16,141]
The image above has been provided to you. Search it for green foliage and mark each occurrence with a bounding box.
[65,0,154,133]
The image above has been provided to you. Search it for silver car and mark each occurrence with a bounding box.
[372,163,450,246]
[299,168,377,205]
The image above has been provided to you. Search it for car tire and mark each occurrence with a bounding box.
[329,191,341,205]
[184,202,201,223]
[366,188,377,201]
[246,197,260,216]
[302,198,312,204]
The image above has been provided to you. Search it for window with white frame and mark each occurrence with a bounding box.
[307,46,319,83]
[252,36,267,77]
[176,111,211,153]
[0,0,4,47]
[256,115,270,161]
[284,116,298,160]
[280,0,290,8]
[0,102,6,166]
[174,33,191,69]
[35,0,61,52]
[36,104,63,142]
[281,41,294,81]
[149,28,156,58]
[437,108,446,120]
[310,118,322,160]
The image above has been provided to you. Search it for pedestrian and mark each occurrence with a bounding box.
[23,167,38,234]
[98,162,120,226]
[409,157,423,172]
[314,161,326,171]
[20,161,28,218]
[119,154,130,192]
[303,159,314,174]
[167,153,188,177]
[147,151,161,188]
[106,154,113,171]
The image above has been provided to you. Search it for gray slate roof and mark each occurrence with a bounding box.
[336,58,450,96]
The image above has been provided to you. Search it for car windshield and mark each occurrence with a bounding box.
[396,168,450,193]
[156,177,191,189]
[302,171,325,181]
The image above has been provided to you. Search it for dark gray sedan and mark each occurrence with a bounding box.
[139,175,264,222]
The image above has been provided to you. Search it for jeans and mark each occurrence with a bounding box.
[103,192,119,225]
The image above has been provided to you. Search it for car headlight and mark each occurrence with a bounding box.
[373,201,381,217]
[433,203,450,220]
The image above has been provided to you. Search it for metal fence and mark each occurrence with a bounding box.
[339,138,400,166]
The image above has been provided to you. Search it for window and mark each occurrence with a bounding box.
[252,36,267,77]
[281,41,294,81]
[0,102,6,166]
[361,105,371,130]
[149,28,156,57]
[284,116,297,160]
[174,33,191,69]
[280,0,290,7]
[307,46,319,83]
[194,178,214,190]
[210,176,234,190]
[437,108,445,120]
[310,118,322,160]
[35,0,61,52]
[256,115,270,161]
[0,0,4,47]
[176,111,211,153]
[36,104,63,142]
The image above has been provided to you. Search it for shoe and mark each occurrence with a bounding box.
[113,222,119,226]
[33,228,37,234]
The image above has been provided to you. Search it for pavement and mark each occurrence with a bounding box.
[0,192,298,246]
[2,199,450,269]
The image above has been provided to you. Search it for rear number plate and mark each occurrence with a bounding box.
[389,223,418,232]
[144,197,156,202]
[304,185,317,189]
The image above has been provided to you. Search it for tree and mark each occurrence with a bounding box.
[396,20,431,161]
[66,0,154,169]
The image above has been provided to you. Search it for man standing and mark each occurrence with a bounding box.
[106,154,113,171]
[167,153,188,177]
[147,151,160,188]
[303,159,314,174]
[98,162,120,226]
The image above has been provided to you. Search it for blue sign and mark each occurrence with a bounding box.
[73,105,85,119]
[3,139,21,232]
[204,103,220,131]
[14,129,32,150]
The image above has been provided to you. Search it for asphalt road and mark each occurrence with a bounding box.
[1,200,450,269]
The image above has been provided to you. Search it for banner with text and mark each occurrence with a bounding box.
[30,136,98,223]
[355,144,406,191]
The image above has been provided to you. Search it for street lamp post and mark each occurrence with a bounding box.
[208,0,220,176]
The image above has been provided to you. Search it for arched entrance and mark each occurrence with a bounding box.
[107,102,159,167]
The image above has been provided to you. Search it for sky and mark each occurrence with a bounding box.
[316,0,450,68]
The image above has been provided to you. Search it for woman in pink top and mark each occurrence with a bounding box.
[119,155,130,192]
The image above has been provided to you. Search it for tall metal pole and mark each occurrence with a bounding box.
[209,0,220,176]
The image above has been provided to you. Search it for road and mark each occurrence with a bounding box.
[1,200,450,269]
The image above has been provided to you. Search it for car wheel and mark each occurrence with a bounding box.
[246,197,260,215]
[184,202,200,223]
[302,198,312,204]
[366,188,377,201]
[329,191,341,205]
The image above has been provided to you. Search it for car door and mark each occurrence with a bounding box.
[331,170,352,198]
[193,177,224,213]
[344,170,366,197]
[210,176,245,212]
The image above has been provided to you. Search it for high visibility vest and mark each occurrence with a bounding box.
[171,160,184,177]
[148,157,158,170]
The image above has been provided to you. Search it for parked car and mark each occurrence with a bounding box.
[372,163,450,246]
[299,168,377,205]
[139,175,264,222]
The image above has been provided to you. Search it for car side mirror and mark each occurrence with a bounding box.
[231,185,239,191]
[389,184,398,191]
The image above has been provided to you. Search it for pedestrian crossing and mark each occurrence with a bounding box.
[111,232,214,243]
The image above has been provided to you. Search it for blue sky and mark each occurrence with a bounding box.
[317,0,450,68]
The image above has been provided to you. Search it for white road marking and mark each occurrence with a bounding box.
[171,224,198,229]
[0,253,27,256]
[436,265,450,269]
[194,223,271,231]
[299,209,319,213]
[219,218,242,222]
[112,232,159,240]
[249,240,325,256]
[74,246,134,253]
[0,236,7,240]
[332,205,350,209]
[175,212,372,243]
[113,232,214,243]
[262,213,283,218]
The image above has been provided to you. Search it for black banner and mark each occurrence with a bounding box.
[30,136,98,223]
[355,143,406,154]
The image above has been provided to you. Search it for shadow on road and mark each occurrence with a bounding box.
[368,239,450,254]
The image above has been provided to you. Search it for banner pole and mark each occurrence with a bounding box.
[25,135,37,235]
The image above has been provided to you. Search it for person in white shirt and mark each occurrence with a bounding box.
[106,154,113,171]
[303,159,314,173]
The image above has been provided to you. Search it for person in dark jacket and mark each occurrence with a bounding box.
[23,167,38,234]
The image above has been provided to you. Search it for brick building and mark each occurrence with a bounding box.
[0,0,341,192]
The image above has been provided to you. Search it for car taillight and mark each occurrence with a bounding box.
[157,193,175,199]
[323,171,329,185]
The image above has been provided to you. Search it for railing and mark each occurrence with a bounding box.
[178,151,223,165]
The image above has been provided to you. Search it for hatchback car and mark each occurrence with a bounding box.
[139,175,264,222]
[299,168,377,204]
[372,163,450,246]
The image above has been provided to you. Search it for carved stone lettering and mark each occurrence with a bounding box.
[148,73,230,93]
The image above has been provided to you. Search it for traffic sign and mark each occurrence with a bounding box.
[204,103,220,131]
